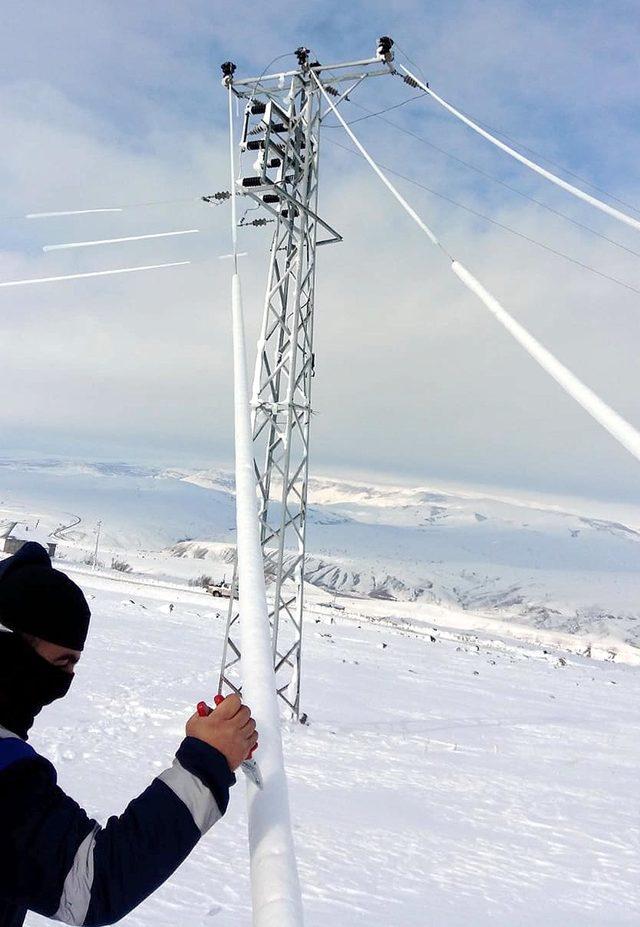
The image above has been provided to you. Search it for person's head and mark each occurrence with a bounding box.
[0,542,90,738]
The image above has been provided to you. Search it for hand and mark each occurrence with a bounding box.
[186,694,258,771]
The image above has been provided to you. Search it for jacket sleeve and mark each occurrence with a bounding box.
[0,735,235,926]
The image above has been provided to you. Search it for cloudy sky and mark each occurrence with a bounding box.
[1,0,639,502]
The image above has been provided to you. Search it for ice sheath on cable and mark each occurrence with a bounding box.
[230,272,304,927]
[451,261,640,463]
[400,66,640,236]
[315,69,640,469]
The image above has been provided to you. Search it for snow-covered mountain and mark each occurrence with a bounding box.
[1,457,639,652]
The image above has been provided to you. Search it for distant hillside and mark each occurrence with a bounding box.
[1,457,639,649]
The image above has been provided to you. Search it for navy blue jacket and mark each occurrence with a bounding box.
[0,725,235,926]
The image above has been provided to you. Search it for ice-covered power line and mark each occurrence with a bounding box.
[43,229,200,252]
[400,66,640,235]
[316,70,640,467]
[424,98,640,216]
[230,274,304,927]
[334,100,640,262]
[1,195,211,223]
[0,261,191,288]
[325,138,640,296]
[222,69,303,927]
[27,208,124,218]
[452,263,640,462]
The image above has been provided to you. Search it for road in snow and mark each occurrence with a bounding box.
[24,574,639,927]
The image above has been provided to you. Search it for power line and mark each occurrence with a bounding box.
[43,228,200,252]
[317,70,640,469]
[448,106,640,219]
[393,45,640,218]
[27,208,123,219]
[338,98,640,261]
[0,261,191,289]
[0,195,206,224]
[400,66,640,234]
[322,92,427,127]
[326,137,640,297]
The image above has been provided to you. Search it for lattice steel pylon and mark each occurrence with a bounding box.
[218,40,396,718]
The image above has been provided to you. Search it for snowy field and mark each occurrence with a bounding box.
[2,455,638,924]
[22,572,640,927]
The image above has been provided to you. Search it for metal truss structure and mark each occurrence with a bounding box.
[218,40,395,718]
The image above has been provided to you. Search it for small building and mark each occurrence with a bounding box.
[2,523,57,559]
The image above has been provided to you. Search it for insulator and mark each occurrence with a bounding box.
[246,139,265,151]
[263,194,280,204]
[202,191,231,204]
[268,158,282,168]
[250,218,270,226]
[403,73,424,89]
[221,61,236,79]
[242,176,269,188]
[324,85,340,97]
[251,101,267,115]
[270,123,287,133]
[248,125,265,136]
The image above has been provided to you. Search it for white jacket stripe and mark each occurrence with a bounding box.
[53,824,99,925]
[157,758,222,834]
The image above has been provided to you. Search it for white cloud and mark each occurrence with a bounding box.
[1,0,639,501]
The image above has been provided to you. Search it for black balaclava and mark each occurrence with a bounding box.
[0,542,91,739]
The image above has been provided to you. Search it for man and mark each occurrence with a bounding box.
[0,542,257,927]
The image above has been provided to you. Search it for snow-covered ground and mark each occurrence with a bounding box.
[23,571,640,927]
[2,455,637,923]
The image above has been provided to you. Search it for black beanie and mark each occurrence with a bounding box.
[0,542,91,651]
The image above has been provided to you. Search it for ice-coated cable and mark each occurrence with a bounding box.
[452,262,640,461]
[399,66,640,236]
[225,81,304,927]
[313,69,449,257]
[325,136,640,295]
[230,274,304,927]
[314,71,640,466]
[0,261,191,288]
[43,229,200,252]
[228,84,239,271]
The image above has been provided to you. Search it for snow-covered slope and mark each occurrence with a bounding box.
[1,457,639,652]
[4,456,638,923]
[23,573,640,927]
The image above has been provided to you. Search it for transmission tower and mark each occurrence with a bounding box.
[218,39,396,718]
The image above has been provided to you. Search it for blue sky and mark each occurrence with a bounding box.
[1,0,640,502]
